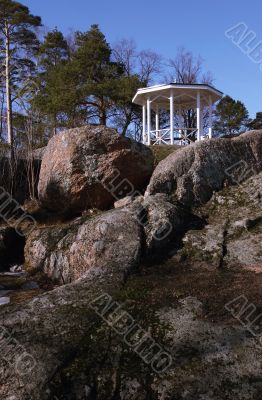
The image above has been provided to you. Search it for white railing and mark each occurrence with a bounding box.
[149,128,171,145]
[177,128,197,145]
[144,127,205,146]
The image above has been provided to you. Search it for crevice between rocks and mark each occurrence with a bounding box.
[0,227,25,272]
[219,223,229,269]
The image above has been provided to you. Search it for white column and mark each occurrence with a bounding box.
[170,90,174,145]
[196,91,201,141]
[201,109,204,138]
[208,96,213,139]
[142,103,146,144]
[178,105,182,138]
[147,98,151,146]
[155,106,159,143]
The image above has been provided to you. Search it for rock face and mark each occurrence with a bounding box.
[24,195,190,282]
[25,208,142,284]
[38,125,154,213]
[129,194,190,257]
[178,171,262,270]
[146,130,262,206]
[1,169,262,399]
[1,131,262,400]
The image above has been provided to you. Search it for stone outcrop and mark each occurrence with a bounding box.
[129,194,190,257]
[146,130,262,206]
[1,171,262,399]
[25,208,142,284]
[0,284,260,400]
[177,171,262,269]
[1,131,262,400]
[38,125,154,214]
[24,195,190,282]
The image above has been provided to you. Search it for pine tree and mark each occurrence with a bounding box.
[38,28,69,68]
[32,29,86,134]
[248,112,262,130]
[72,24,124,125]
[214,95,249,135]
[0,0,41,152]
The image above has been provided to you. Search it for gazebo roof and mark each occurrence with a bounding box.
[132,83,223,110]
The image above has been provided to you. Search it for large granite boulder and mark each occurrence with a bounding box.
[146,130,262,206]
[38,125,154,213]
[24,195,190,282]
[25,208,142,284]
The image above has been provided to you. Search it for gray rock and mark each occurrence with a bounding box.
[178,172,262,270]
[33,146,46,160]
[114,195,143,209]
[225,234,262,270]
[129,194,189,257]
[146,130,262,206]
[25,207,142,284]
[38,125,154,213]
[180,223,227,267]
[114,195,134,208]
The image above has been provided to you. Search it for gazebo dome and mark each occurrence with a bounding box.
[132,83,223,145]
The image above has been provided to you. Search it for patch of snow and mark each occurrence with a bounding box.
[0,297,10,306]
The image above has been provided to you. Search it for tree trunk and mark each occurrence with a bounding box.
[5,25,13,147]
[0,91,4,140]
[5,23,15,193]
[99,98,107,125]
[99,112,107,125]
[121,114,132,137]
[53,114,57,135]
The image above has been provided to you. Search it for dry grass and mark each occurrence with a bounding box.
[150,145,181,167]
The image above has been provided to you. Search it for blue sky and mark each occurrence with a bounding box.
[23,0,262,118]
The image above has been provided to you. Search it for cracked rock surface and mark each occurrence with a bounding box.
[179,172,262,271]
